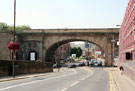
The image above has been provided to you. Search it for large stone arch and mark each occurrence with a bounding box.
[44,33,114,66]
[6,28,119,67]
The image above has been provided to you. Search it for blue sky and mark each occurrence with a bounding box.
[0,0,129,29]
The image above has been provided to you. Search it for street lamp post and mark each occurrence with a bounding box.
[57,29,60,72]
[8,0,20,78]
[87,36,90,66]
[87,42,89,65]
[13,0,16,78]
[111,35,115,67]
[88,42,89,60]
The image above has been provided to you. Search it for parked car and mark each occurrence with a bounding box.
[98,61,102,66]
[90,61,95,66]
[53,64,61,68]
[74,62,80,67]
[91,60,98,66]
[79,62,85,66]
[88,61,92,66]
[114,57,118,67]
[53,64,57,68]
[61,64,67,67]
[67,63,76,68]
[94,60,98,65]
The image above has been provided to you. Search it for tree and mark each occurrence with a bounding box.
[0,22,31,32]
[70,47,82,58]
[0,22,8,30]
[76,47,82,58]
[7,25,31,32]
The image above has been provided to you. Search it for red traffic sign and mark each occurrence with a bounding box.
[8,42,20,50]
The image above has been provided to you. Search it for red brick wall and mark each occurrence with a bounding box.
[119,0,135,82]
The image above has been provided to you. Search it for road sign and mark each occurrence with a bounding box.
[95,51,101,55]
[72,54,76,58]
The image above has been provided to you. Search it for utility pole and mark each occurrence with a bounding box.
[88,42,89,60]
[111,35,115,67]
[57,29,60,72]
[13,0,16,78]
[8,0,20,78]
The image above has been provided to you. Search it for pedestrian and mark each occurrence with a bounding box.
[120,66,124,75]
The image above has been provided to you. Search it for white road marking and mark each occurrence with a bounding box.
[61,88,68,91]
[0,69,77,91]
[0,80,39,91]
[70,81,79,86]
[81,78,86,80]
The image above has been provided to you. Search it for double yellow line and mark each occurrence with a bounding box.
[109,71,116,91]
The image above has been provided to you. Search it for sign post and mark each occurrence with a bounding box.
[7,0,20,78]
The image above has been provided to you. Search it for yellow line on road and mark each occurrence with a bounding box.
[109,71,115,91]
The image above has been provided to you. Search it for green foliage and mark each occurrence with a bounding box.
[7,25,31,32]
[0,22,31,32]
[0,22,9,30]
[70,47,82,58]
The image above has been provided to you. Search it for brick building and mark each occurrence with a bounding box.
[119,0,135,82]
[54,43,71,62]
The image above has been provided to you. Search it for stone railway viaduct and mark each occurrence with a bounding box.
[0,28,119,66]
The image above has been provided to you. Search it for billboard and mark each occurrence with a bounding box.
[95,51,101,55]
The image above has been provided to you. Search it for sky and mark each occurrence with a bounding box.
[0,0,129,29]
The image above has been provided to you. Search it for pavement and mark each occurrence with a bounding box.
[105,67,135,91]
[0,67,135,91]
[0,68,62,82]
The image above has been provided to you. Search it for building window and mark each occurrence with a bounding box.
[126,52,132,60]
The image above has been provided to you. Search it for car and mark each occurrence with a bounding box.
[67,63,76,68]
[53,64,57,68]
[53,64,61,68]
[79,62,85,66]
[61,64,67,67]
[90,61,95,66]
[114,57,118,67]
[88,61,92,65]
[90,59,98,66]
[74,62,80,67]
[93,60,98,66]
[98,61,102,66]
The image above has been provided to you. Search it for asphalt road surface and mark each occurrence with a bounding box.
[0,67,109,91]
